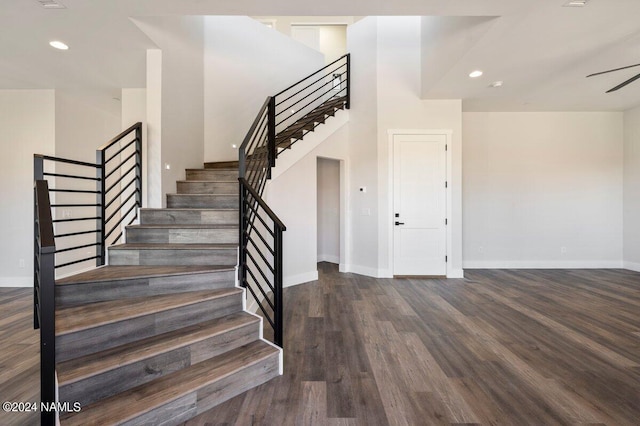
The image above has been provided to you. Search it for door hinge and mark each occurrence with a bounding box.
[445,218,448,225]
[445,144,448,151]
[445,181,448,188]
[445,255,448,262]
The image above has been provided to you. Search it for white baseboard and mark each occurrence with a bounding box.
[448,268,465,278]
[341,264,381,278]
[463,260,624,269]
[317,254,340,264]
[283,271,319,288]
[0,277,32,287]
[624,261,640,272]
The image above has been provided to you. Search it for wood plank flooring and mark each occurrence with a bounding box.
[2,265,640,425]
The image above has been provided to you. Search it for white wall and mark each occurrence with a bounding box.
[317,158,340,263]
[204,16,324,163]
[291,25,347,64]
[0,90,55,286]
[624,106,640,271]
[133,17,205,204]
[463,111,624,268]
[265,124,349,287]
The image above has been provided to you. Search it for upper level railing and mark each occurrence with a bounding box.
[33,122,142,273]
[238,54,350,347]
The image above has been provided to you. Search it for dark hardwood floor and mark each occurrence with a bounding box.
[2,265,640,425]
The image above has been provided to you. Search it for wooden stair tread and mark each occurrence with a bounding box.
[204,161,239,169]
[176,180,238,183]
[56,289,242,336]
[141,208,238,212]
[126,224,238,229]
[57,312,259,385]
[109,243,237,250]
[166,193,238,197]
[56,265,233,285]
[61,340,279,425]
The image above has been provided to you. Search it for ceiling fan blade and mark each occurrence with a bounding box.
[586,63,640,78]
[606,72,640,93]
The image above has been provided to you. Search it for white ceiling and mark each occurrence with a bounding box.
[1,0,640,111]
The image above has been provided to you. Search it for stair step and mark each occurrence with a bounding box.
[204,160,239,169]
[186,169,238,181]
[55,265,235,307]
[56,289,243,362]
[57,312,260,408]
[126,224,238,244]
[167,194,238,209]
[108,243,237,266]
[176,180,237,194]
[140,208,237,225]
[61,340,280,426]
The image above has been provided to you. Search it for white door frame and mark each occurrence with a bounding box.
[387,129,453,277]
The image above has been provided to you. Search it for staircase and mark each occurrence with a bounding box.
[54,162,281,425]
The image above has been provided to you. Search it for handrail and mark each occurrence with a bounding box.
[239,178,287,230]
[240,97,271,152]
[97,121,143,152]
[34,154,100,169]
[275,54,348,97]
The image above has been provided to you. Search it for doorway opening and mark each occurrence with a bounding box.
[317,157,341,265]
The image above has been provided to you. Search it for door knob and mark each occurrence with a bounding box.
[395,221,405,226]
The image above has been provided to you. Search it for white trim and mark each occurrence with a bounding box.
[463,260,624,269]
[341,264,381,278]
[283,270,319,288]
[0,277,32,287]
[318,254,340,264]
[386,129,455,278]
[623,261,640,272]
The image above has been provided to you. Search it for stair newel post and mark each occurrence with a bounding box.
[346,53,351,110]
[135,123,143,210]
[96,149,106,266]
[267,96,276,178]
[33,155,44,330]
[35,180,57,426]
[238,179,248,292]
[274,223,284,347]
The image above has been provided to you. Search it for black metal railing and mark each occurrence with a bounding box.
[238,55,350,347]
[34,179,56,425]
[33,122,143,272]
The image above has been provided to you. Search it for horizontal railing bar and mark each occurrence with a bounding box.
[34,154,100,169]
[51,203,101,208]
[43,172,100,182]
[240,98,271,152]
[105,164,136,195]
[104,140,137,165]
[109,230,124,246]
[275,54,347,97]
[55,229,100,238]
[244,203,275,237]
[104,190,137,225]
[239,178,286,230]
[97,122,142,152]
[246,252,275,293]
[243,282,275,328]
[52,216,100,223]
[276,87,346,128]
[54,242,100,254]
[105,150,138,180]
[246,236,275,275]
[246,120,269,155]
[275,65,346,111]
[244,225,275,255]
[104,202,138,241]
[50,188,100,194]
[105,180,137,210]
[55,255,101,269]
[245,267,275,310]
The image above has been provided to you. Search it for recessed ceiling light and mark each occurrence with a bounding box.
[36,0,66,9]
[563,0,588,7]
[490,81,504,88]
[49,41,69,50]
[469,70,483,78]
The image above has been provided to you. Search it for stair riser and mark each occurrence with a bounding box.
[56,271,236,307]
[126,228,238,245]
[186,170,237,181]
[120,352,280,426]
[140,209,237,226]
[167,195,238,209]
[177,182,237,194]
[56,293,242,362]
[59,321,259,407]
[108,248,237,266]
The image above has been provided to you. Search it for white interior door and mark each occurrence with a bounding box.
[393,134,447,276]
